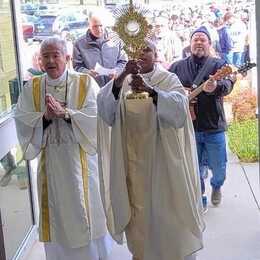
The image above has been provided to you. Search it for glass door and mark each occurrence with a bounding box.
[0,0,34,259]
[0,211,6,260]
[0,145,34,259]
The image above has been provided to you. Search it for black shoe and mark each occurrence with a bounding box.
[211,188,222,206]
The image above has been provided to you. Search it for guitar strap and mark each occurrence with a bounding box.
[189,56,216,121]
[192,56,216,89]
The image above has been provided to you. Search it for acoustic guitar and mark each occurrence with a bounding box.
[187,62,256,120]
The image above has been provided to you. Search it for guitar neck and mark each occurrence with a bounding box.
[188,83,205,101]
[188,62,256,101]
[188,71,237,101]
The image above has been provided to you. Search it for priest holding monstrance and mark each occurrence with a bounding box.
[97,3,205,260]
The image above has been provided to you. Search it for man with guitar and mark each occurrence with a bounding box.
[169,26,236,212]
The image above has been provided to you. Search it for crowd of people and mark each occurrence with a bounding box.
[12,1,253,260]
[146,0,253,68]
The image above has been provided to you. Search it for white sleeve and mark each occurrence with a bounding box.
[97,79,119,126]
[156,74,189,128]
[14,80,44,160]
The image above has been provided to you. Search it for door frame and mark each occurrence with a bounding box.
[0,211,6,260]
[256,0,260,173]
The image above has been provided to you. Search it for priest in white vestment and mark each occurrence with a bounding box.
[97,41,205,260]
[14,37,113,260]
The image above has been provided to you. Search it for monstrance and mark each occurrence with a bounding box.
[112,0,152,99]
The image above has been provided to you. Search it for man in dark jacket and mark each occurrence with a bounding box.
[169,26,236,212]
[214,18,233,64]
[73,13,127,87]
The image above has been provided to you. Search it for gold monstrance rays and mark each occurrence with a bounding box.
[112,0,152,60]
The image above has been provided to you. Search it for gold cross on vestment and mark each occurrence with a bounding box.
[53,85,65,92]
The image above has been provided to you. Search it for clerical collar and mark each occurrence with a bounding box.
[45,70,69,106]
[46,69,67,87]
[141,64,156,79]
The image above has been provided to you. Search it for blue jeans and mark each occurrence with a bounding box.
[220,52,232,64]
[195,131,227,194]
[227,51,243,67]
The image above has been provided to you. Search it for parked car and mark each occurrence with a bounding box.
[33,14,57,41]
[52,11,88,40]
[22,23,33,41]
[104,3,117,12]
[21,3,36,16]
[21,14,37,41]
[33,4,52,16]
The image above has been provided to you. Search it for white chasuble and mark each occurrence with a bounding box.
[124,97,157,259]
[97,64,205,260]
[15,71,111,254]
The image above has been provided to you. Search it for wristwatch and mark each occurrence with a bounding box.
[64,108,70,120]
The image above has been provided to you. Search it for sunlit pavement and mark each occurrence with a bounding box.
[25,150,260,260]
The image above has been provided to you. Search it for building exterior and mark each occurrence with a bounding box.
[0,0,259,259]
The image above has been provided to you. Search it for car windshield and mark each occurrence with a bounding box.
[21,3,34,11]
[24,15,39,23]
[58,12,86,21]
[39,16,56,25]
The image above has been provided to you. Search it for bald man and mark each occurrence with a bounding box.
[73,13,127,87]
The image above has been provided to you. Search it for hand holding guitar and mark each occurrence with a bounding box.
[187,62,256,121]
[188,62,256,102]
[203,75,217,93]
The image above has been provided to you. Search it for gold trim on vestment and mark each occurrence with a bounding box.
[78,74,89,109]
[80,147,90,226]
[78,74,91,227]
[32,77,41,111]
[33,74,91,241]
[33,76,51,242]
[39,149,50,241]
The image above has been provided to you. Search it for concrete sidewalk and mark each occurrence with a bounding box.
[25,151,260,260]
[198,152,260,260]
